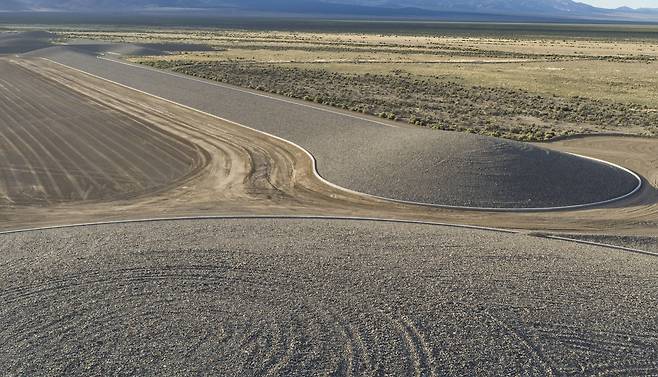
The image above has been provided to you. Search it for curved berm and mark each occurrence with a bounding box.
[322,128,640,209]
[1,218,657,375]
[29,43,641,209]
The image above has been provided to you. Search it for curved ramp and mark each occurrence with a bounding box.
[326,129,640,208]
[28,42,641,209]
[325,129,639,208]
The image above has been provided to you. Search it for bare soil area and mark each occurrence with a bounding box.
[0,58,207,205]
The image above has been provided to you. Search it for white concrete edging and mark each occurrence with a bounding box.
[1,215,655,257]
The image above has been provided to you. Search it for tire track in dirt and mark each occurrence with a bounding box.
[6,96,126,197]
[0,75,124,196]
[483,310,556,376]
[533,323,658,375]
[26,58,291,200]
[1,70,137,197]
[0,101,52,202]
[0,86,93,199]
[0,268,432,376]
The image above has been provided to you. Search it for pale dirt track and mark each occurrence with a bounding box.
[1,57,657,239]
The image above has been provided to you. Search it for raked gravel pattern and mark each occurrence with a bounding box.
[1,218,657,376]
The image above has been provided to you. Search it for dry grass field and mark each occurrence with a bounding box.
[57,26,658,141]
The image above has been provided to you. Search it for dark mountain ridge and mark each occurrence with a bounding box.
[2,0,657,22]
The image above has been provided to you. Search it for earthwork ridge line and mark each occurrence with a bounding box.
[41,56,643,212]
[1,215,656,258]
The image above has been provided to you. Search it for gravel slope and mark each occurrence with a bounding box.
[29,43,640,209]
[555,233,658,253]
[1,218,657,376]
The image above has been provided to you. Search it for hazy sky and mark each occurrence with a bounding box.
[579,0,658,8]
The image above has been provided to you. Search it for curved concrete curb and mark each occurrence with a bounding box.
[0,215,516,235]
[1,215,655,257]
[311,150,643,213]
[40,57,643,213]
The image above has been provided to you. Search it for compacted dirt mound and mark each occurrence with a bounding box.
[1,218,657,375]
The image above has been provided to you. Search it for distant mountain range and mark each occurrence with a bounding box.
[2,0,658,21]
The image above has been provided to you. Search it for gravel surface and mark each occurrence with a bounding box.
[1,218,657,376]
[30,44,639,209]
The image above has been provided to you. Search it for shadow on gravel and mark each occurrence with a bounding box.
[0,31,53,54]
